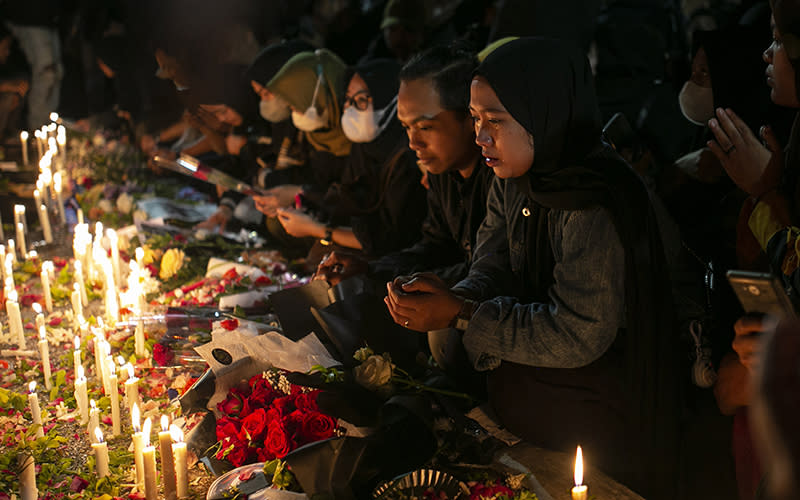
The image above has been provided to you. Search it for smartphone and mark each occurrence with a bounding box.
[726,270,797,319]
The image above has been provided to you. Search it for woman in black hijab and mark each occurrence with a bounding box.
[274,59,427,257]
[385,37,680,498]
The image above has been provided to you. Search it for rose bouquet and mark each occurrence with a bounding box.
[213,371,339,467]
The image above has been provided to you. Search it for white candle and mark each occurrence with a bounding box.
[571,445,588,500]
[74,260,88,306]
[93,329,103,384]
[32,303,45,332]
[33,187,42,209]
[28,381,44,438]
[15,222,26,260]
[88,399,99,443]
[7,239,16,264]
[170,425,189,498]
[108,360,120,436]
[20,131,29,166]
[132,403,145,490]
[92,427,110,477]
[75,366,88,424]
[101,341,111,395]
[38,326,51,390]
[34,130,43,160]
[19,453,37,500]
[6,291,24,349]
[14,204,26,236]
[40,261,53,312]
[107,229,121,289]
[73,336,81,376]
[0,245,5,280]
[71,283,83,323]
[125,364,139,410]
[159,415,178,500]
[135,319,146,358]
[77,208,84,225]
[53,172,66,224]
[38,204,52,243]
[142,417,158,500]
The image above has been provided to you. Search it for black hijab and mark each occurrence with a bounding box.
[193,64,259,129]
[475,37,680,495]
[245,39,315,87]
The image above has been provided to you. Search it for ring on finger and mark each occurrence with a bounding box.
[404,320,409,327]
[724,145,736,155]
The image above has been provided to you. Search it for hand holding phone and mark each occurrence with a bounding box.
[726,270,797,319]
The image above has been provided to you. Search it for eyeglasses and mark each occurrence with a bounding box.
[344,90,372,111]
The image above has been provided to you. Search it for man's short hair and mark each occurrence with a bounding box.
[399,44,477,116]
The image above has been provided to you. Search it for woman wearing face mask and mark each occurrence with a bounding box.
[385,38,681,499]
[252,49,353,225]
[275,60,427,256]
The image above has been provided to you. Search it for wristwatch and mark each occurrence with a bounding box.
[320,226,334,246]
[450,299,478,331]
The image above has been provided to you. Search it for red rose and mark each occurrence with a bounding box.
[299,411,337,444]
[220,319,239,331]
[282,409,305,439]
[19,294,42,307]
[239,408,268,442]
[249,380,278,407]
[256,446,275,462]
[222,268,239,280]
[219,436,250,467]
[294,391,319,412]
[217,388,248,417]
[215,416,241,441]
[264,420,295,458]
[272,396,296,415]
[48,317,62,327]
[265,407,283,424]
[254,276,272,286]
[152,343,174,366]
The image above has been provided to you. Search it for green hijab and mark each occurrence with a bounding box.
[267,49,352,157]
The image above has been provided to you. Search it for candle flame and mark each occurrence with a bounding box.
[27,251,37,259]
[574,445,584,487]
[20,130,28,140]
[74,336,80,350]
[127,364,134,379]
[49,112,59,122]
[90,399,96,409]
[161,415,169,432]
[142,418,152,447]
[28,381,36,393]
[14,205,24,215]
[38,326,46,340]
[8,290,17,302]
[117,356,125,366]
[94,426,104,443]
[73,282,81,292]
[77,365,85,380]
[132,403,140,431]
[32,303,42,314]
[74,260,82,272]
[107,359,116,375]
[169,424,183,443]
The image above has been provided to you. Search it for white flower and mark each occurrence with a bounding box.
[353,354,393,390]
[116,192,134,214]
[98,199,113,213]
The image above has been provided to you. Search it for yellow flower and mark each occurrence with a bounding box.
[159,248,186,280]
[140,246,156,265]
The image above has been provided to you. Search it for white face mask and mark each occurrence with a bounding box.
[291,70,329,132]
[679,80,714,126]
[259,95,291,123]
[341,104,379,143]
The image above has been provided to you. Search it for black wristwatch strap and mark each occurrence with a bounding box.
[450,299,478,331]
[320,226,334,246]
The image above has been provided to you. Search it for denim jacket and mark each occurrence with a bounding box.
[452,175,626,370]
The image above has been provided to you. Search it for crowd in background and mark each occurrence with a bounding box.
[2,1,800,499]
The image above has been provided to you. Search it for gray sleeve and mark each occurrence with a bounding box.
[462,206,626,371]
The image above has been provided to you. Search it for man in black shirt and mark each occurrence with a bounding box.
[316,44,492,286]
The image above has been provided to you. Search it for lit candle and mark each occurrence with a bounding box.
[16,222,26,259]
[159,415,178,500]
[32,303,45,332]
[77,208,84,225]
[92,427,110,477]
[571,445,588,500]
[132,403,145,490]
[19,453,37,500]
[142,417,158,500]
[34,130,43,161]
[73,336,81,376]
[75,365,88,424]
[170,424,188,498]
[93,329,104,384]
[53,171,66,224]
[0,245,4,279]
[14,204,26,235]
[40,261,53,312]
[135,247,144,267]
[74,260,88,306]
[107,229,121,289]
[6,291,25,349]
[37,204,52,243]
[101,341,111,395]
[108,360,120,436]
[72,283,83,325]
[7,239,16,264]
[20,131,29,166]
[49,112,59,123]
[28,381,44,438]
[88,399,99,443]
[124,363,139,410]
[38,326,51,390]
[33,187,42,208]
